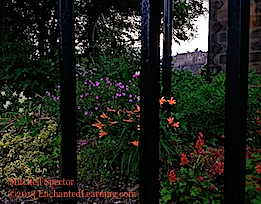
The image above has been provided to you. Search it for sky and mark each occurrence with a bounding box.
[160,14,209,57]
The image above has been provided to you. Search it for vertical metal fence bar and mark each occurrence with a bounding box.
[162,0,172,116]
[140,0,161,203]
[224,0,250,203]
[59,0,78,203]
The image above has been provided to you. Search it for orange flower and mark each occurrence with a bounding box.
[99,129,108,138]
[100,112,108,118]
[109,121,118,126]
[92,122,104,129]
[92,119,104,129]
[159,97,166,107]
[117,110,121,116]
[167,97,176,105]
[129,140,139,146]
[172,122,179,128]
[126,110,134,114]
[107,109,116,112]
[167,117,174,124]
[134,105,140,113]
[123,118,133,122]
[137,125,140,130]
[136,114,140,118]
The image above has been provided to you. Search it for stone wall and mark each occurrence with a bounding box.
[208,0,261,74]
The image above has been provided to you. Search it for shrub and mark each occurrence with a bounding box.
[0,41,60,97]
[0,119,60,186]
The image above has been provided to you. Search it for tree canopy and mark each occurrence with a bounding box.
[0,0,208,59]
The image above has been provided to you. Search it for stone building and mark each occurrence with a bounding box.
[172,49,208,75]
[208,0,261,74]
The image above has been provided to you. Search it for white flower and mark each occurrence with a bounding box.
[6,101,11,105]
[135,71,140,76]
[18,108,24,113]
[137,96,140,100]
[18,96,27,103]
[29,112,34,116]
[19,92,24,98]
[3,104,8,109]
[1,91,5,96]
[12,91,17,96]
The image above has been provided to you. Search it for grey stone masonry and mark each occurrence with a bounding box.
[208,0,261,74]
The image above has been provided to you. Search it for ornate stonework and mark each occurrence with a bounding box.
[208,0,261,79]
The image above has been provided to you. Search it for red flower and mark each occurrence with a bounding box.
[197,176,204,182]
[256,164,261,174]
[180,153,189,165]
[195,132,205,154]
[210,186,215,191]
[169,170,177,182]
[214,161,224,176]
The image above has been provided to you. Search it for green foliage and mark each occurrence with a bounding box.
[169,69,261,147]
[77,138,116,183]
[245,147,261,203]
[0,41,60,97]
[0,119,60,186]
[169,69,225,145]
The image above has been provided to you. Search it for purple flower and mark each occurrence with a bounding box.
[85,92,89,96]
[113,89,115,91]
[83,74,85,77]
[133,84,136,87]
[107,107,110,110]
[129,99,133,102]
[100,78,103,81]
[96,95,99,99]
[39,104,41,107]
[135,95,137,98]
[95,81,100,86]
[98,86,100,89]
[120,85,124,89]
[40,116,44,119]
[84,111,88,115]
[95,107,98,110]
[57,85,60,88]
[36,113,39,115]
[129,80,131,83]
[76,74,78,77]
[129,94,132,98]
[57,96,60,100]
[80,95,83,98]
[53,97,56,101]
[84,82,87,84]
[97,103,100,106]
[77,106,81,110]
[122,93,126,96]
[105,77,109,81]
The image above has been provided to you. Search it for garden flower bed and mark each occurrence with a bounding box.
[1,65,261,203]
